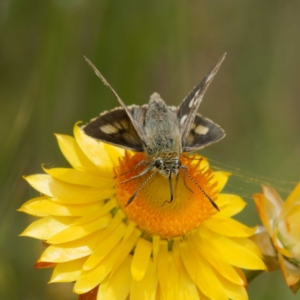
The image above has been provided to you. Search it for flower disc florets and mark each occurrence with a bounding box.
[115,152,218,239]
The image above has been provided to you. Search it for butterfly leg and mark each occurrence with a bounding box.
[120,164,154,184]
[174,169,192,193]
[180,165,193,193]
[115,160,150,178]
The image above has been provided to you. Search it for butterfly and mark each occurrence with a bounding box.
[82,54,226,210]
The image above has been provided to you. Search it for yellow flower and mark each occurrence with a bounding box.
[253,183,300,293]
[19,123,265,300]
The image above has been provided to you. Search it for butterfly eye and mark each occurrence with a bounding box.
[155,159,163,169]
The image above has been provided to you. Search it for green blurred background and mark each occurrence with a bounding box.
[1,0,299,299]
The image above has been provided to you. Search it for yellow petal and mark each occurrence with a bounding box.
[277,246,295,259]
[200,156,209,168]
[152,235,160,268]
[174,251,202,300]
[130,259,158,300]
[278,252,300,290]
[217,194,246,217]
[263,185,285,212]
[199,229,266,270]
[25,174,114,204]
[156,240,168,299]
[18,196,52,217]
[281,216,300,247]
[18,196,104,217]
[272,228,294,259]
[285,182,300,207]
[179,241,198,284]
[253,193,278,234]
[39,231,101,263]
[193,252,228,300]
[204,214,256,237]
[177,257,200,300]
[74,123,114,177]
[74,240,122,294]
[215,272,248,300]
[50,257,88,283]
[261,185,284,209]
[96,209,126,243]
[120,221,136,246]
[97,256,132,300]
[172,238,181,271]
[111,227,141,275]
[213,171,231,192]
[55,133,99,173]
[104,143,125,167]
[184,155,209,170]
[189,232,244,285]
[180,240,227,300]
[83,223,126,271]
[251,228,278,260]
[227,231,264,258]
[131,238,152,281]
[283,206,300,247]
[197,290,210,300]
[290,280,300,294]
[163,253,179,300]
[47,214,111,244]
[71,199,116,227]
[43,167,114,187]
[20,216,76,240]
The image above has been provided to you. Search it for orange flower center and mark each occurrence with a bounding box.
[115,152,218,239]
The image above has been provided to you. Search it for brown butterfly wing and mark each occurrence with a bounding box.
[82,106,147,152]
[182,113,225,152]
[178,54,226,144]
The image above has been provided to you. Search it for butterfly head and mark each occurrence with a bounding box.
[154,157,181,177]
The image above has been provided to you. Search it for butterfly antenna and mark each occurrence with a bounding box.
[180,168,219,211]
[83,56,122,101]
[125,169,159,206]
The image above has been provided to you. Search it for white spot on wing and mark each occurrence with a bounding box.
[189,98,195,108]
[180,115,188,125]
[100,124,119,134]
[195,125,209,135]
[120,119,129,129]
[206,72,215,83]
[189,96,202,109]
[113,122,122,130]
